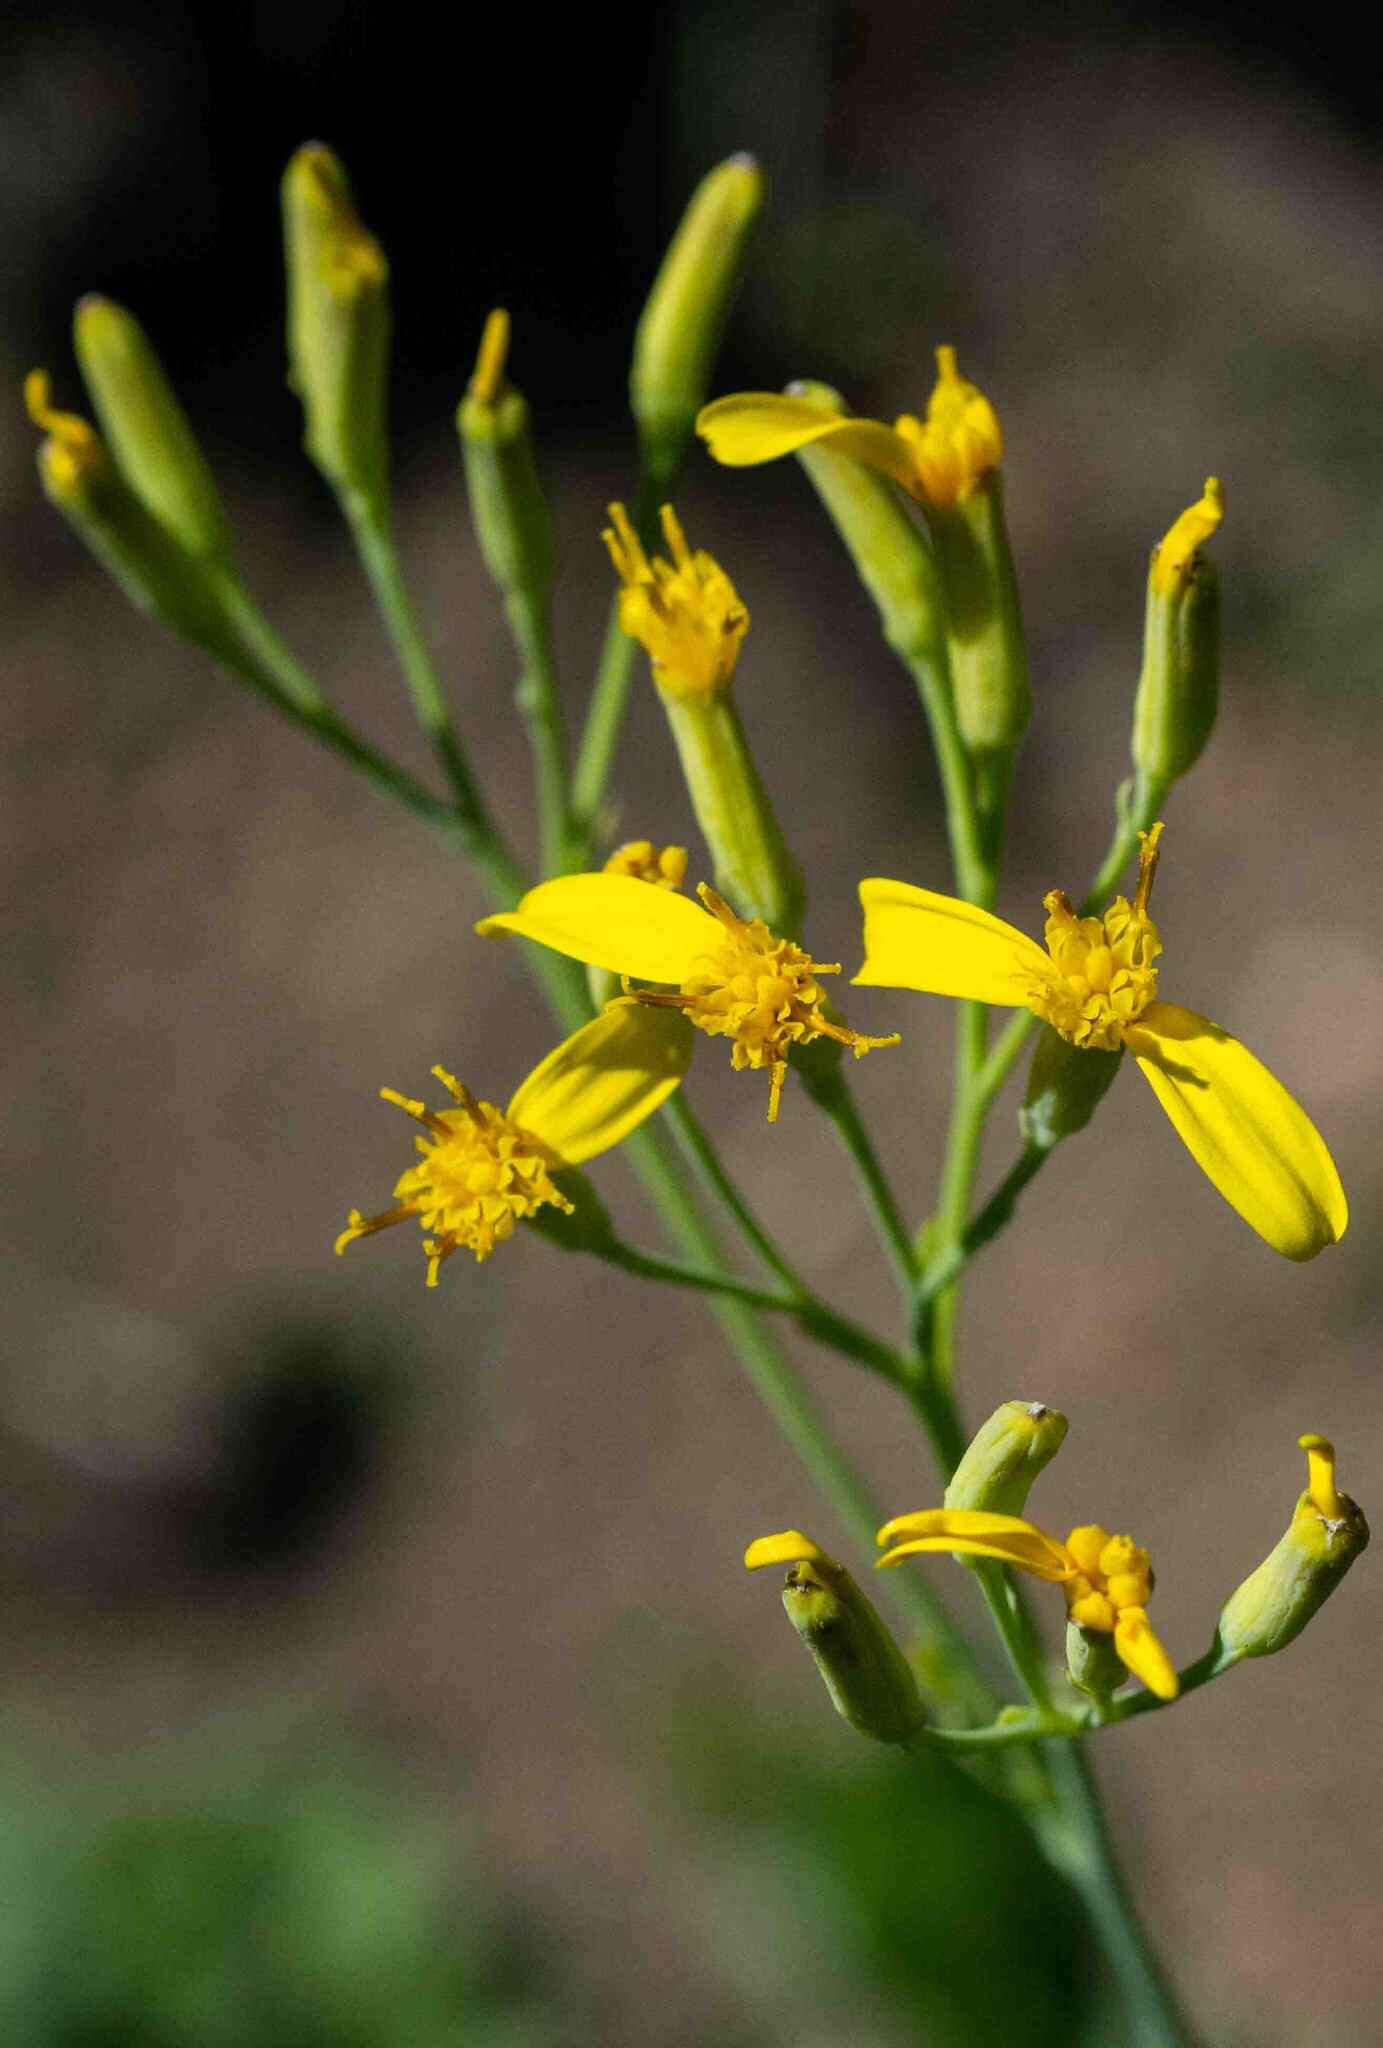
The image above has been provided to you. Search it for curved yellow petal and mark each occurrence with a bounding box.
[697,394,921,491]
[877,1533,1071,1580]
[1113,1607,1179,1700]
[1127,1002,1348,1261]
[854,880,1051,1004]
[744,1530,835,1571]
[477,874,720,982]
[506,1003,693,1166]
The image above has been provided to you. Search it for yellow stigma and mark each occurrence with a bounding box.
[892,345,1003,511]
[624,885,899,1122]
[469,308,510,407]
[24,369,105,494]
[1299,1433,1342,1521]
[335,1065,573,1285]
[603,840,688,889]
[1025,823,1165,1052]
[1150,477,1224,598]
[603,501,749,698]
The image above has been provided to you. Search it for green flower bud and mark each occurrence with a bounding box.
[944,1400,1069,1517]
[457,309,554,605]
[1019,1027,1123,1153]
[25,371,240,655]
[630,154,763,485]
[1131,479,1223,784]
[745,1532,925,1744]
[926,471,1031,757]
[1065,1620,1126,1708]
[73,296,230,561]
[604,502,804,934]
[789,379,944,659]
[1217,1434,1368,1662]
[282,143,390,512]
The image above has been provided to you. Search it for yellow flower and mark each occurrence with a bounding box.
[478,874,899,1122]
[697,346,1002,513]
[876,1507,1179,1700]
[603,502,748,698]
[603,839,688,888]
[856,825,1347,1260]
[335,1003,692,1284]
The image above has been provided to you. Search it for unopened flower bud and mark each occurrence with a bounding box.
[73,296,230,560]
[1217,1433,1368,1662]
[631,154,763,485]
[788,380,944,660]
[1019,1027,1123,1152]
[1132,479,1223,785]
[915,350,1030,758]
[282,143,390,512]
[26,371,228,644]
[745,1531,925,1744]
[944,1400,1069,1517]
[457,309,554,605]
[605,502,804,933]
[1065,1620,1126,1708]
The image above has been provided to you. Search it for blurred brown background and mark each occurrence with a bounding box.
[3,2,1381,2042]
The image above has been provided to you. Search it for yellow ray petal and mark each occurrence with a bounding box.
[876,1533,1072,1580]
[697,394,920,491]
[744,1530,835,1571]
[1113,1607,1179,1700]
[506,1003,694,1166]
[477,873,721,982]
[854,880,1052,1003]
[1127,1002,1348,1261]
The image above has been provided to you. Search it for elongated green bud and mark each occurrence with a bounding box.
[789,380,943,659]
[1132,480,1223,784]
[1020,1028,1123,1152]
[457,309,554,603]
[604,501,804,933]
[282,143,390,511]
[26,372,229,644]
[1217,1434,1368,1662]
[745,1532,925,1744]
[72,297,230,561]
[631,154,763,484]
[944,1400,1069,1517]
[926,473,1030,755]
[1065,1621,1126,1708]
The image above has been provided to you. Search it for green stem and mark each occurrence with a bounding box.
[659,1091,800,1290]
[920,997,989,1388]
[1036,1745,1196,2047]
[915,1144,1047,1306]
[596,1241,797,1316]
[342,492,499,838]
[900,641,987,903]
[804,1068,917,1301]
[571,473,661,841]
[504,586,575,876]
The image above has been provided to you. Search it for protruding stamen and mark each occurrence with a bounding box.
[603,501,651,587]
[1133,822,1165,919]
[335,1204,412,1254]
[379,1086,453,1137]
[469,308,511,407]
[1300,1432,1342,1519]
[659,502,694,572]
[934,343,960,386]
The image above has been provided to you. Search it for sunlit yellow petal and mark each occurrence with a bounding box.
[505,1003,693,1166]
[744,1530,834,1571]
[1128,1002,1348,1260]
[877,1533,1072,1580]
[1113,1607,1179,1700]
[477,873,720,982]
[854,880,1051,1003]
[697,394,921,491]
